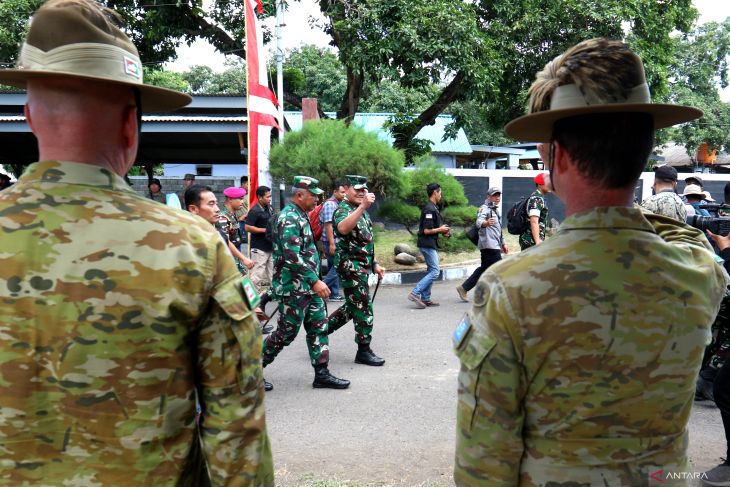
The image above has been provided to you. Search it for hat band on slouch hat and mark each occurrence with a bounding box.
[550,83,651,110]
[19,43,143,85]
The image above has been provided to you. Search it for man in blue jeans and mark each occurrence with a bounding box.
[408,183,450,308]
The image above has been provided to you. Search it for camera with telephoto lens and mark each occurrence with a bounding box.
[686,204,730,236]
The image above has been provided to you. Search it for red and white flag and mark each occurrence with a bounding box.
[245,0,280,207]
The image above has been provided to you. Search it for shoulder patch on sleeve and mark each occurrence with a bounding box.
[453,314,472,349]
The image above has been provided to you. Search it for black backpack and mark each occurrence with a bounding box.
[264,209,279,244]
[506,197,530,235]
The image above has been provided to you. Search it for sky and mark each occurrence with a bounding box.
[166,0,729,98]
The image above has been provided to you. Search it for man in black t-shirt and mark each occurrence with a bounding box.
[408,182,450,309]
[245,185,274,293]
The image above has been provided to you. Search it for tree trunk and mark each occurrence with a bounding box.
[392,71,465,152]
[336,67,364,123]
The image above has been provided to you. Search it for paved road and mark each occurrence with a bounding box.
[263,281,724,486]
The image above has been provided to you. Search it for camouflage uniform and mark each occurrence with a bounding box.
[0,161,273,486]
[326,199,376,345]
[262,203,329,366]
[218,205,246,274]
[640,189,687,222]
[518,189,548,250]
[454,207,727,486]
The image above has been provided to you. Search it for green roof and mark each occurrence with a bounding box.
[284,112,472,155]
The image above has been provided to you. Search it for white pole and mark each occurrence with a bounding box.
[276,0,285,142]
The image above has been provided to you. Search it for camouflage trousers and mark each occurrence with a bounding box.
[326,272,373,345]
[262,293,329,367]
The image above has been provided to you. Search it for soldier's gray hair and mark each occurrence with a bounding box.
[291,187,308,197]
[528,38,645,115]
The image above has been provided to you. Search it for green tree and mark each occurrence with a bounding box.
[320,0,497,148]
[268,119,405,198]
[359,81,441,115]
[473,0,697,133]
[0,0,39,66]
[144,68,190,92]
[665,19,730,160]
[282,45,346,112]
[316,0,697,154]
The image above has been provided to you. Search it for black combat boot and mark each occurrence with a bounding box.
[312,364,350,389]
[355,345,385,366]
[263,378,273,391]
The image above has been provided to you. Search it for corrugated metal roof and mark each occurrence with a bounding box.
[284,111,473,155]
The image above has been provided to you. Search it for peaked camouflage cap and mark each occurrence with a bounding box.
[0,0,191,112]
[293,176,324,195]
[345,174,368,190]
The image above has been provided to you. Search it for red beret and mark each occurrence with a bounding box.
[534,173,548,185]
[223,187,246,198]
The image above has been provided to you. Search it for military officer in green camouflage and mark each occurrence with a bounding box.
[326,175,386,366]
[454,38,727,486]
[0,1,273,485]
[262,176,350,390]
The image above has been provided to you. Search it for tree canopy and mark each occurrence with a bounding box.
[1,0,726,163]
[666,19,730,158]
[268,119,405,198]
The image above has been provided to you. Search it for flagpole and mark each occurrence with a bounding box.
[275,0,284,142]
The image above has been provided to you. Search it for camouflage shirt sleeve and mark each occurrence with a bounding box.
[197,241,274,486]
[642,209,723,255]
[454,274,527,486]
[526,193,544,218]
[280,214,320,287]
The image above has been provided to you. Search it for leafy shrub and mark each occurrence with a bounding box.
[377,200,420,234]
[269,119,406,197]
[442,205,479,227]
[403,158,468,208]
[438,232,477,253]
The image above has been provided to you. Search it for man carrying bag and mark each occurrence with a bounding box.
[456,187,508,302]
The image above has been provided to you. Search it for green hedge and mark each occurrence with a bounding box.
[377,200,420,233]
[442,205,479,227]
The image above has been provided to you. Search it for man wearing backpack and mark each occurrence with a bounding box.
[320,181,347,302]
[518,172,552,250]
[456,187,508,302]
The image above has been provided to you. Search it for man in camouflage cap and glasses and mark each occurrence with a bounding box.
[0,0,273,484]
[262,176,351,390]
[326,175,386,366]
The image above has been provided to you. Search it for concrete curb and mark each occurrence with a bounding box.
[375,262,480,286]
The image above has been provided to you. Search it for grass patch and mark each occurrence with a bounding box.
[374,228,522,273]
